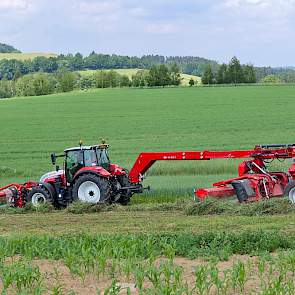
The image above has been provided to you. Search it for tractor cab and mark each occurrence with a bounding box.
[52,142,111,183]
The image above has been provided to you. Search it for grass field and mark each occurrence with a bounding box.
[0,85,294,187]
[78,68,201,86]
[1,85,295,293]
[0,52,57,61]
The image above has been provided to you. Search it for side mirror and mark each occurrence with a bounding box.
[51,153,56,165]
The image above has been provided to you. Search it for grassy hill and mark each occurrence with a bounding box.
[0,52,57,61]
[78,68,201,86]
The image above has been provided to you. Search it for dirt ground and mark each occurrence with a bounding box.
[0,255,268,294]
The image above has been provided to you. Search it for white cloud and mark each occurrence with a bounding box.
[0,0,37,13]
[223,0,295,14]
[128,7,149,18]
[77,0,121,15]
[145,23,178,34]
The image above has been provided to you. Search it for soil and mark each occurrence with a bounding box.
[0,254,284,294]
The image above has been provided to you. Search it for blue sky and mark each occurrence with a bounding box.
[1,0,294,66]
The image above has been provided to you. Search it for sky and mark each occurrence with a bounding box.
[0,0,294,67]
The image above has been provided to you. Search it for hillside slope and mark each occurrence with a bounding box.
[0,52,57,61]
[78,69,201,86]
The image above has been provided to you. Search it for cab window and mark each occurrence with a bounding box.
[84,150,97,167]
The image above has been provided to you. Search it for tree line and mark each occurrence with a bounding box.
[0,64,182,99]
[0,53,215,81]
[201,57,257,84]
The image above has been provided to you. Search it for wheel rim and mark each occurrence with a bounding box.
[78,181,101,203]
[289,188,295,204]
[31,193,47,207]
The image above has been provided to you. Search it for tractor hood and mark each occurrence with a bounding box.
[40,170,64,183]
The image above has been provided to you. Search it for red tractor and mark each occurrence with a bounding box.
[0,141,143,208]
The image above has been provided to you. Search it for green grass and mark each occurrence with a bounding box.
[0,52,57,61]
[0,85,295,293]
[0,85,294,190]
[77,68,201,86]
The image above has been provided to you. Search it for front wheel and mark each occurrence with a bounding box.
[27,186,54,207]
[72,174,111,204]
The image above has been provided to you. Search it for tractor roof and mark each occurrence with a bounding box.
[64,145,98,152]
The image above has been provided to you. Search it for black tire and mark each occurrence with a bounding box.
[72,173,111,204]
[117,175,132,205]
[27,186,54,207]
[284,180,295,203]
[231,181,249,203]
[284,180,295,195]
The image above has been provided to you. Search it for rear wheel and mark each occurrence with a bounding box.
[27,186,54,207]
[284,180,295,203]
[72,174,111,204]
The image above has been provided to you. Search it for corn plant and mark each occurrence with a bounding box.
[231,260,247,292]
[193,264,212,295]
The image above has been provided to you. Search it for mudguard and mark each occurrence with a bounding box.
[73,166,111,182]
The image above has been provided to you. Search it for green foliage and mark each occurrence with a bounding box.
[227,56,245,84]
[0,259,42,292]
[215,58,256,84]
[15,73,56,96]
[0,79,14,98]
[169,62,182,86]
[15,75,36,96]
[201,65,214,84]
[58,71,76,92]
[0,43,20,53]
[188,78,195,87]
[33,73,56,95]
[216,63,227,84]
[243,64,256,83]
[261,74,283,84]
[131,70,148,87]
[0,52,213,81]
[0,231,293,261]
[146,64,172,87]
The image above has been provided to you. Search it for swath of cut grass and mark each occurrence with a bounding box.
[186,197,295,216]
[0,202,54,214]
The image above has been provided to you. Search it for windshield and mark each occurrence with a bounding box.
[66,150,84,167]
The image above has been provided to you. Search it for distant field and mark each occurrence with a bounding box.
[78,68,201,86]
[0,52,57,60]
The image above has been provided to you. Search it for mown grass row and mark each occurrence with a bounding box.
[1,232,295,293]
[0,197,294,216]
